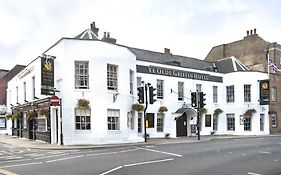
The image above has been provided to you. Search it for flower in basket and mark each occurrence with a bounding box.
[244,109,256,116]
[77,99,90,109]
[12,113,20,120]
[132,103,144,112]
[158,106,168,113]
[6,114,13,120]
[213,108,223,116]
[199,108,208,114]
[27,111,37,119]
[39,108,49,118]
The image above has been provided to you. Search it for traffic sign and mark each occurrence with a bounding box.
[50,95,60,106]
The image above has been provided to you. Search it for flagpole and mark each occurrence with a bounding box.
[266,49,270,78]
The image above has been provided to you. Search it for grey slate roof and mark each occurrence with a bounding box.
[75,29,99,40]
[214,57,249,73]
[128,47,215,71]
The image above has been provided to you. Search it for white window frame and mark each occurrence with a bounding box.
[107,64,118,91]
[213,86,218,103]
[157,79,164,99]
[226,85,235,103]
[178,82,184,101]
[271,87,277,102]
[272,113,277,127]
[244,116,251,131]
[129,70,134,95]
[244,84,251,102]
[75,108,91,130]
[157,113,164,132]
[107,109,120,130]
[75,61,89,89]
[260,114,264,131]
[227,114,235,131]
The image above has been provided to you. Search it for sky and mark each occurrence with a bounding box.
[1,0,281,70]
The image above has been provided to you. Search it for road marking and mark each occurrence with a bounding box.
[258,151,272,154]
[0,168,18,175]
[136,147,183,157]
[248,172,263,175]
[99,166,123,175]
[0,162,43,169]
[46,155,83,163]
[0,159,32,164]
[34,153,70,160]
[278,143,281,145]
[119,149,139,153]
[124,158,174,167]
[86,152,118,157]
[242,154,246,156]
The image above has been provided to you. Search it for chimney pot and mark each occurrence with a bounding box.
[164,48,170,54]
[107,32,110,38]
[254,28,256,35]
[246,30,249,36]
[250,29,253,35]
[90,21,99,37]
[103,32,106,38]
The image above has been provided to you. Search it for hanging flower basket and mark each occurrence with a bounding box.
[213,108,223,116]
[77,99,90,109]
[244,109,256,116]
[38,108,49,118]
[158,106,168,113]
[199,108,208,114]
[6,114,13,120]
[27,111,37,120]
[12,113,20,120]
[132,103,144,112]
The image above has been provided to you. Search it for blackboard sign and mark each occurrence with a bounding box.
[41,56,54,95]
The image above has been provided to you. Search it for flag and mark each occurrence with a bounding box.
[268,58,280,73]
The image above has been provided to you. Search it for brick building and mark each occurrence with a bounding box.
[205,29,281,133]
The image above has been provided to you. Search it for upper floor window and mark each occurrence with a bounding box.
[107,64,118,91]
[213,86,218,103]
[244,84,251,102]
[178,82,184,101]
[271,113,277,127]
[196,84,202,92]
[129,70,134,95]
[226,85,235,103]
[23,82,26,102]
[75,61,89,89]
[271,87,277,102]
[157,79,164,99]
[137,77,142,87]
[32,76,35,100]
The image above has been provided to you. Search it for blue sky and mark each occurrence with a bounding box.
[0,0,281,69]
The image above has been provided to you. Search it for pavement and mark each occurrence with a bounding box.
[0,134,280,150]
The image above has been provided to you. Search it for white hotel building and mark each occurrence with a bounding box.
[5,23,270,145]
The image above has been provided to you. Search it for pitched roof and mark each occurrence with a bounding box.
[215,56,249,73]
[75,29,99,40]
[128,47,215,71]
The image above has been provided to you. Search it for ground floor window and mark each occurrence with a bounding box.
[244,117,251,131]
[75,108,91,130]
[271,113,277,128]
[260,114,264,131]
[157,113,164,132]
[146,113,154,128]
[213,116,218,131]
[37,117,47,132]
[0,117,6,129]
[107,109,120,130]
[205,114,211,127]
[191,124,197,134]
[227,114,235,131]
[138,112,142,133]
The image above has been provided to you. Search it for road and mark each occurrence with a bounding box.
[0,136,280,175]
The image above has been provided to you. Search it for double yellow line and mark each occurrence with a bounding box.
[0,168,17,175]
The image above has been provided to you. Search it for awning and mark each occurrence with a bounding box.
[174,108,197,120]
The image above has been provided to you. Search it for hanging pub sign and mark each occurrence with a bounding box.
[41,56,55,95]
[259,79,270,105]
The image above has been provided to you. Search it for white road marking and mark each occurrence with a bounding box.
[242,154,246,156]
[0,162,43,169]
[34,153,70,160]
[118,149,139,153]
[248,172,263,175]
[0,168,18,175]
[274,159,278,162]
[86,152,118,157]
[258,151,272,154]
[136,147,183,157]
[124,158,174,167]
[278,143,281,145]
[228,152,232,154]
[46,155,83,163]
[0,159,32,164]
[99,166,123,175]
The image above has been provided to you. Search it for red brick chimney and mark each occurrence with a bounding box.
[90,22,99,37]
[164,48,171,54]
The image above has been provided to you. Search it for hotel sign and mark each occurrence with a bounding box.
[137,65,223,83]
[259,79,270,105]
[41,56,54,95]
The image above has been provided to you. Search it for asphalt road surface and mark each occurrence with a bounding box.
[0,136,281,175]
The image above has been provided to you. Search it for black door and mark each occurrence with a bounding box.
[176,113,187,137]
